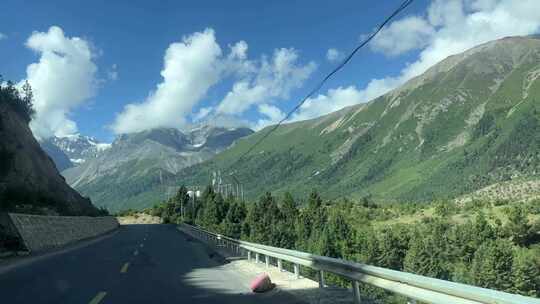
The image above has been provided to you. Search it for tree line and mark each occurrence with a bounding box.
[151,185,540,302]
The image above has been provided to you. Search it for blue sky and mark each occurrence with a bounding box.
[1,0,539,142]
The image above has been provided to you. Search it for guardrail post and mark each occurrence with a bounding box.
[352,281,361,304]
[247,251,252,261]
[255,253,260,264]
[265,255,270,268]
[293,264,300,279]
[318,270,325,288]
[277,259,283,272]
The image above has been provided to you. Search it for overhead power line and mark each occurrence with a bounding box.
[226,0,415,173]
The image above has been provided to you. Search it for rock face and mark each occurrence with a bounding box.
[61,125,253,211]
[0,102,99,215]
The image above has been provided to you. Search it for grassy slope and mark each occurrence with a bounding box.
[171,45,540,204]
[78,37,540,211]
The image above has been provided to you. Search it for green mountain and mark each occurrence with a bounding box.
[73,36,540,211]
[174,36,540,203]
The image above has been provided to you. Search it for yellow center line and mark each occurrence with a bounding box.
[120,262,130,273]
[89,291,107,304]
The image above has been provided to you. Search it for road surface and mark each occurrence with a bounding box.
[0,224,304,304]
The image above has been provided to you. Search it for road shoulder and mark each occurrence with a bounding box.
[0,227,119,275]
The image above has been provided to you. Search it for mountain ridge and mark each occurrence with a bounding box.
[61,125,254,211]
[169,35,540,203]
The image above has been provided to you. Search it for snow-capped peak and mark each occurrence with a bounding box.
[44,134,112,166]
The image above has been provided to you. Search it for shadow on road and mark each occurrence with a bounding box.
[0,224,357,304]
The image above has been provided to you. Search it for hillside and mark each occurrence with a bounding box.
[0,85,100,216]
[169,36,540,203]
[63,126,253,211]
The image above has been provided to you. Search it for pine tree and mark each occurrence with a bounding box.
[222,201,247,238]
[277,192,298,248]
[327,208,354,259]
[356,227,381,265]
[404,226,450,279]
[511,248,540,297]
[171,185,190,223]
[21,80,35,120]
[377,225,409,270]
[202,192,222,230]
[450,213,496,264]
[470,239,514,292]
[504,206,532,246]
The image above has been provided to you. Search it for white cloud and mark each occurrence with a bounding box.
[229,40,248,60]
[0,33,6,40]
[107,63,118,81]
[193,106,213,122]
[111,28,222,134]
[223,41,256,77]
[216,48,316,115]
[23,26,97,139]
[291,86,366,122]
[466,0,497,11]
[427,0,466,27]
[370,16,436,56]
[326,48,342,62]
[111,29,315,134]
[397,0,540,82]
[294,0,540,121]
[253,103,286,130]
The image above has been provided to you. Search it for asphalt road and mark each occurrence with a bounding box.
[0,224,303,304]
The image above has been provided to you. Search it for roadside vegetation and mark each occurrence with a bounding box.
[152,185,540,302]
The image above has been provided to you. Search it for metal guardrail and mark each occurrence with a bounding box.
[181,223,540,304]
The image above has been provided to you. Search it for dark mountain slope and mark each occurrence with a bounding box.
[0,91,99,215]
